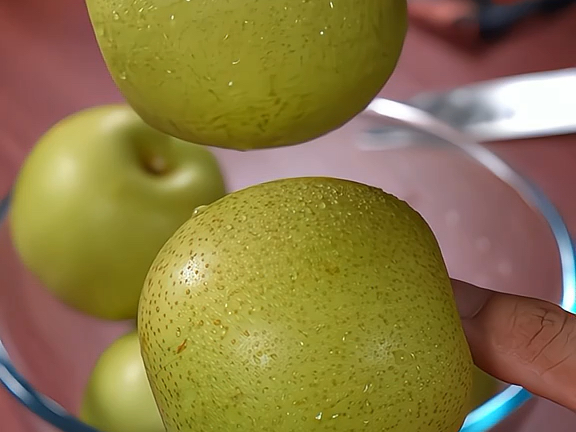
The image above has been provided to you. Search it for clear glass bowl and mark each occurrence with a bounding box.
[0,99,574,432]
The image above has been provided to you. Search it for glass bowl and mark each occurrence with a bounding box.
[0,99,574,432]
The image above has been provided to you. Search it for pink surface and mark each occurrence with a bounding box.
[1,1,576,431]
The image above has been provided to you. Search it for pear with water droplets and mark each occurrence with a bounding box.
[138,177,473,432]
[84,0,407,150]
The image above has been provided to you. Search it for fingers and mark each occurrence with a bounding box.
[452,279,576,411]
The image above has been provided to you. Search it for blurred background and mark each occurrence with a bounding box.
[1,0,576,431]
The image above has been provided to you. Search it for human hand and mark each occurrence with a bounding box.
[453,279,576,411]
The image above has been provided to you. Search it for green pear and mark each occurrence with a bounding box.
[9,104,226,320]
[138,177,473,432]
[84,0,407,150]
[80,331,165,432]
[466,367,500,413]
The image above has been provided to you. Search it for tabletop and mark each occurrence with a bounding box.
[1,1,576,431]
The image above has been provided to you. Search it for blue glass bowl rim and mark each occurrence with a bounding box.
[0,98,574,432]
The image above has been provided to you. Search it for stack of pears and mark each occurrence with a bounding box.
[10,0,488,429]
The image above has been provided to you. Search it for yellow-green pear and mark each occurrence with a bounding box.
[80,331,164,432]
[9,104,226,320]
[466,367,500,413]
[138,177,473,432]
[84,0,408,150]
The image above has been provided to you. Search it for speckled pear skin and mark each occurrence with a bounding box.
[84,0,407,150]
[138,177,473,432]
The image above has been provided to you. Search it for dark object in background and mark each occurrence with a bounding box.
[409,0,576,47]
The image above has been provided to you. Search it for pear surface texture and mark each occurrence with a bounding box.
[138,176,473,432]
[85,0,407,150]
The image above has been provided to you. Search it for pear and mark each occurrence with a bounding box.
[84,0,407,150]
[466,366,500,413]
[80,331,164,432]
[9,104,226,320]
[138,177,473,432]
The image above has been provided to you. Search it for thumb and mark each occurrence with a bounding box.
[452,279,576,411]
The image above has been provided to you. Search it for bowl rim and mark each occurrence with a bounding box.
[0,98,574,432]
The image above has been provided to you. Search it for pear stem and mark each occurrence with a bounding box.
[143,155,169,175]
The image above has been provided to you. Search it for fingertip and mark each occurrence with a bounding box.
[451,279,495,320]
[456,285,576,412]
